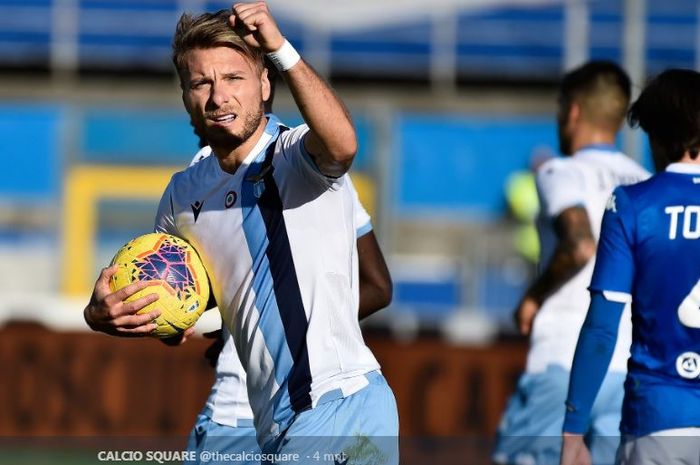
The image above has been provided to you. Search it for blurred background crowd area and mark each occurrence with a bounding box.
[0,0,700,339]
[2,0,699,456]
[1,0,696,339]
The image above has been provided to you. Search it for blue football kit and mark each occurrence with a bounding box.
[565,163,700,437]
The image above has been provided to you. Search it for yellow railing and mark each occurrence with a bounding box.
[61,165,178,296]
[61,165,375,296]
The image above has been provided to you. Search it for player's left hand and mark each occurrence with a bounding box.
[514,295,540,335]
[203,329,224,368]
[159,327,196,346]
[560,433,591,465]
[230,2,284,53]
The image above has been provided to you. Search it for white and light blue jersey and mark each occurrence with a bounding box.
[189,145,373,428]
[590,162,700,436]
[154,115,380,445]
[527,145,649,373]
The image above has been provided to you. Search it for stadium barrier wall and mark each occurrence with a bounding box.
[0,323,526,438]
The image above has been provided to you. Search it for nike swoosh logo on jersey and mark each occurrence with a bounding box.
[191,200,204,222]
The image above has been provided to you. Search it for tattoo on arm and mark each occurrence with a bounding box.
[527,206,596,304]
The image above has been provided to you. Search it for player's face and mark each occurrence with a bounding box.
[181,46,270,149]
[557,100,574,156]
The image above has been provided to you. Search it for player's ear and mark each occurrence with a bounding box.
[568,102,581,126]
[261,66,271,104]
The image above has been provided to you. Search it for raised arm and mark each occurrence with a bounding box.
[230,2,357,177]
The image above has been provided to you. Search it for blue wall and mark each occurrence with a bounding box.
[0,105,62,201]
[397,114,558,219]
[82,108,198,164]
[1,104,656,218]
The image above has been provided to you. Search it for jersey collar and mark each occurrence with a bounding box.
[241,114,282,166]
[666,162,700,174]
[576,143,619,154]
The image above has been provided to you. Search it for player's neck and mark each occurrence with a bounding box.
[679,151,700,164]
[571,127,616,154]
[211,122,268,174]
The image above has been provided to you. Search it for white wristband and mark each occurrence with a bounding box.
[266,39,301,72]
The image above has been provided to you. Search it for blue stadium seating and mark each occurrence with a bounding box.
[0,0,697,78]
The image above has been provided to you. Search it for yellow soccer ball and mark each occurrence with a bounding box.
[109,232,210,338]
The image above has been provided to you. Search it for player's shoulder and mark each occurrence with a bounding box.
[617,171,664,196]
[612,152,652,178]
[538,156,569,173]
[189,146,212,167]
[170,149,215,190]
[609,173,663,215]
[276,123,309,150]
[535,156,582,188]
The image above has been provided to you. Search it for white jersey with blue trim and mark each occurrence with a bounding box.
[187,145,373,428]
[527,145,650,374]
[154,115,380,444]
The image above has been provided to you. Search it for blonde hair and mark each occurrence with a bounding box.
[577,75,630,132]
[172,9,264,78]
[560,61,631,132]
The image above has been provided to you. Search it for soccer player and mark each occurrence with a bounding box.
[183,148,391,465]
[493,61,649,465]
[561,69,700,465]
[183,184,391,465]
[83,3,398,463]
[176,55,392,465]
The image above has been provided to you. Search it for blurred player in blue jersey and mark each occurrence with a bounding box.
[561,69,700,465]
[84,3,399,464]
[493,61,649,465]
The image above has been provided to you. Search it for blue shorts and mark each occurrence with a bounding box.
[185,412,259,465]
[493,365,624,465]
[262,371,399,465]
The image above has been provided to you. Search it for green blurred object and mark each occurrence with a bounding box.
[513,224,540,264]
[505,171,540,263]
[505,171,539,223]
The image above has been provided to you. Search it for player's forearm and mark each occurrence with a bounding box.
[526,238,595,304]
[527,206,596,303]
[357,231,393,319]
[359,282,393,320]
[283,60,357,177]
[564,292,624,433]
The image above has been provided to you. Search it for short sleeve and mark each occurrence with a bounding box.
[589,187,635,302]
[346,175,372,237]
[278,124,344,190]
[536,160,585,217]
[153,180,179,235]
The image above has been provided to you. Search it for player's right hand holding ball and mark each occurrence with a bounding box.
[83,264,161,337]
